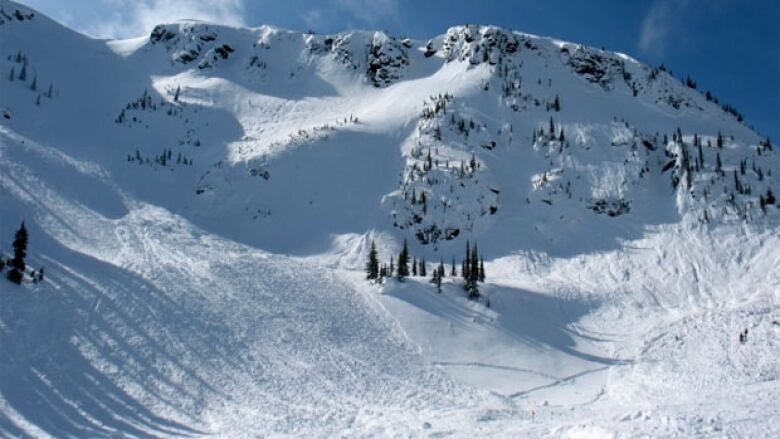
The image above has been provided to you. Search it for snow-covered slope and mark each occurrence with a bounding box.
[0,0,778,436]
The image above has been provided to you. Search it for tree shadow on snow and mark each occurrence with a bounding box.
[387,279,628,367]
[0,232,230,438]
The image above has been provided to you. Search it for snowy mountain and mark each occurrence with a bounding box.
[1,0,778,437]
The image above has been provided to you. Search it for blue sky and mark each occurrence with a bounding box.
[18,0,779,140]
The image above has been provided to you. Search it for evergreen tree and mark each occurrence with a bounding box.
[697,142,704,169]
[451,257,457,277]
[465,275,479,299]
[30,73,37,91]
[553,95,560,112]
[470,243,479,284]
[412,256,418,276]
[559,128,565,143]
[549,117,555,136]
[462,241,480,299]
[419,258,426,277]
[734,170,742,193]
[11,222,28,273]
[430,266,442,293]
[365,239,379,280]
[397,239,409,280]
[18,61,26,81]
[8,222,28,284]
[479,257,486,283]
[461,243,470,280]
[174,86,181,102]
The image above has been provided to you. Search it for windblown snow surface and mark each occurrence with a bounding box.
[0,1,778,437]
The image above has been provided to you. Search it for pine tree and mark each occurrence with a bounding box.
[11,222,27,273]
[470,243,479,284]
[697,142,704,169]
[18,61,26,81]
[553,95,560,112]
[465,275,479,299]
[549,117,555,136]
[174,86,181,102]
[462,240,470,280]
[419,258,426,277]
[431,266,442,293]
[716,152,723,175]
[559,128,565,143]
[30,73,37,91]
[397,239,409,280]
[365,240,379,280]
[479,257,486,283]
[463,241,480,299]
[451,257,457,276]
[412,256,418,276]
[8,222,28,284]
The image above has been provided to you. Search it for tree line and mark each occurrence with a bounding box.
[365,238,486,299]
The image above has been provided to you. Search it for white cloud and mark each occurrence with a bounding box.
[334,0,400,28]
[302,8,324,31]
[638,0,689,56]
[88,0,246,39]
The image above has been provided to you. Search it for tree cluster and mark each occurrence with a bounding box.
[6,51,55,106]
[127,148,193,167]
[365,238,486,299]
[461,240,485,299]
